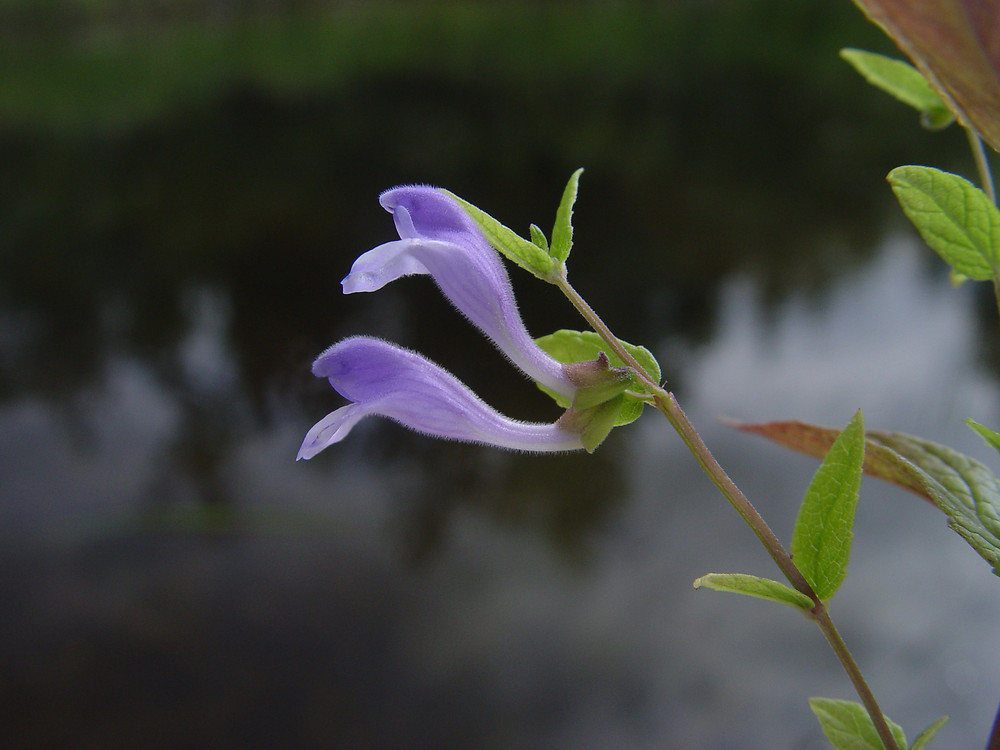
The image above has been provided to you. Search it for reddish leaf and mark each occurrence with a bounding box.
[727,418,935,504]
[853,0,1000,151]
[730,418,1000,574]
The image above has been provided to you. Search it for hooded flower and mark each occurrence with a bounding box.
[297,337,584,459]
[341,186,576,400]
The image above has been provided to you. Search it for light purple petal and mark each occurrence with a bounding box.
[340,186,575,399]
[296,337,584,459]
[296,403,372,460]
[340,238,434,293]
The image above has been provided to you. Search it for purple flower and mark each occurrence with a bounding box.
[297,337,584,459]
[341,186,576,400]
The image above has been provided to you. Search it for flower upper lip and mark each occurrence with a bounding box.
[341,186,577,400]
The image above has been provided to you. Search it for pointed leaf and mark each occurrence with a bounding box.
[841,48,952,129]
[692,573,813,610]
[535,329,660,427]
[966,418,1000,454]
[851,0,1000,153]
[888,166,1000,281]
[910,716,948,749]
[790,411,865,601]
[444,190,558,281]
[550,168,583,263]
[809,698,906,750]
[529,223,549,252]
[732,419,1000,576]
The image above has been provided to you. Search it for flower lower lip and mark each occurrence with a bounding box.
[298,336,583,459]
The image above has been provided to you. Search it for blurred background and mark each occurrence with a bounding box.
[3,1,1000,748]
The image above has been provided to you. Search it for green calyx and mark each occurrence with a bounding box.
[536,329,660,429]
[563,351,635,410]
[557,395,625,453]
[555,350,644,452]
[538,329,661,452]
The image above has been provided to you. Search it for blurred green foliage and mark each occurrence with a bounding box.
[1,0,893,134]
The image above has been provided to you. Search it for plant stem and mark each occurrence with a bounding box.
[555,271,814,595]
[811,603,900,750]
[993,277,1000,328]
[553,271,660,389]
[654,391,897,749]
[555,270,899,749]
[655,392,815,596]
[966,130,1000,750]
[964,129,1000,322]
[967,128,996,205]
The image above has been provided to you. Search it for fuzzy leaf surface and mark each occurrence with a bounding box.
[888,166,1000,281]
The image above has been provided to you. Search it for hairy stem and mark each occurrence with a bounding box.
[556,270,898,749]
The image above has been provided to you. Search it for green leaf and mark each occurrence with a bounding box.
[731,419,1000,577]
[692,573,813,610]
[529,223,549,252]
[790,411,865,601]
[874,431,1000,549]
[550,168,583,263]
[809,698,906,750]
[966,418,1000,454]
[535,329,660,426]
[443,190,558,281]
[887,166,1000,281]
[910,716,948,750]
[840,48,953,129]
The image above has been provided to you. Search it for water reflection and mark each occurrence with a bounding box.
[5,234,1000,749]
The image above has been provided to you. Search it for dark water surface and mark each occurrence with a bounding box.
[3,2,1000,748]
